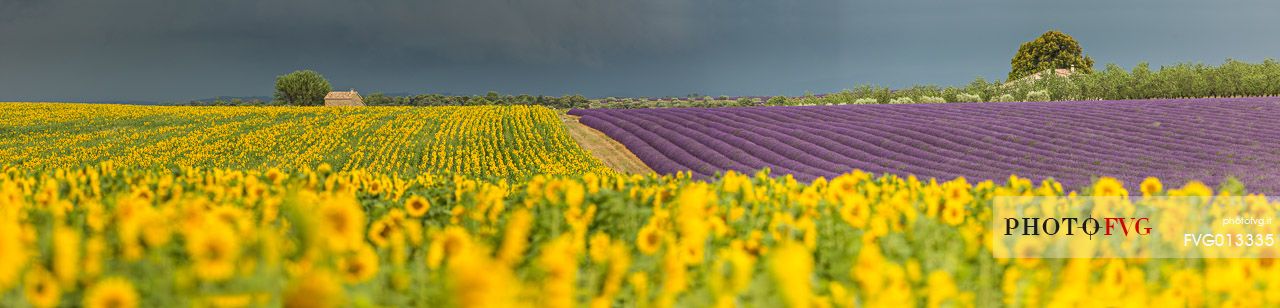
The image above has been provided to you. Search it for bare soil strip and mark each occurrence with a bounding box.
[560,114,655,175]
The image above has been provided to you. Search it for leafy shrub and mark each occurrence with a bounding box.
[918,96,946,104]
[767,96,789,106]
[274,70,332,106]
[852,98,879,104]
[888,97,915,104]
[1025,90,1051,102]
[992,94,1017,102]
[956,93,982,102]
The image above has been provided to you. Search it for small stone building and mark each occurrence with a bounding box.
[324,89,365,106]
[1003,67,1077,87]
[1020,68,1075,82]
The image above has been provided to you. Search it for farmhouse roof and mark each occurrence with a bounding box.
[325,90,361,100]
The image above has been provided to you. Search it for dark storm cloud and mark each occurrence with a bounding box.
[0,0,1278,101]
[1,0,696,59]
[0,0,705,100]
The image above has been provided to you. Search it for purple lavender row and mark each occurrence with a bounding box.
[569,97,1280,193]
[602,111,823,179]
[817,99,1280,165]
[737,98,1280,170]
[798,105,1240,174]
[773,104,1223,184]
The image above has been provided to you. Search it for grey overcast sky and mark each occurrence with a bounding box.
[1,0,1278,102]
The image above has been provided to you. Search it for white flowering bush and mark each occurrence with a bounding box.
[888,97,915,104]
[956,93,982,102]
[918,96,946,104]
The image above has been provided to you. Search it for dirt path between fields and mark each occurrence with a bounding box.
[560,114,655,175]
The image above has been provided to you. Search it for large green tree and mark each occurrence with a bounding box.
[1008,30,1094,81]
[274,70,332,106]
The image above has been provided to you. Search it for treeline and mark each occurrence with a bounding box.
[186,98,273,106]
[187,92,593,108]
[818,58,1280,105]
[533,58,1280,108]
[362,92,591,109]
[688,58,1280,108]
[190,59,1280,108]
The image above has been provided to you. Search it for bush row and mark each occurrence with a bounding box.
[188,59,1280,108]
[764,59,1280,107]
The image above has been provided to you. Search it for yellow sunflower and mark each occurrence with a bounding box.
[367,218,400,248]
[318,196,366,252]
[588,233,612,263]
[265,168,287,184]
[83,277,139,308]
[539,235,578,308]
[839,195,870,229]
[1172,181,1213,198]
[563,181,586,208]
[427,227,473,269]
[404,195,430,218]
[316,163,333,174]
[283,270,344,308]
[1140,177,1162,197]
[827,174,861,202]
[942,203,966,226]
[447,248,519,308]
[769,243,813,308]
[926,271,958,307]
[943,181,973,209]
[543,180,565,204]
[1091,177,1129,197]
[186,221,241,282]
[497,209,533,265]
[201,293,254,308]
[24,267,60,308]
[338,245,379,284]
[636,224,663,255]
[0,220,28,290]
[52,225,80,287]
[83,236,106,280]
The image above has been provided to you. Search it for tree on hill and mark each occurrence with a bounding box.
[1008,30,1095,81]
[274,70,332,105]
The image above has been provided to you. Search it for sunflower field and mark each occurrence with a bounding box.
[0,103,609,179]
[0,162,1270,307]
[0,103,1273,307]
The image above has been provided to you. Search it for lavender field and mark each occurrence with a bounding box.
[569,97,1280,192]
